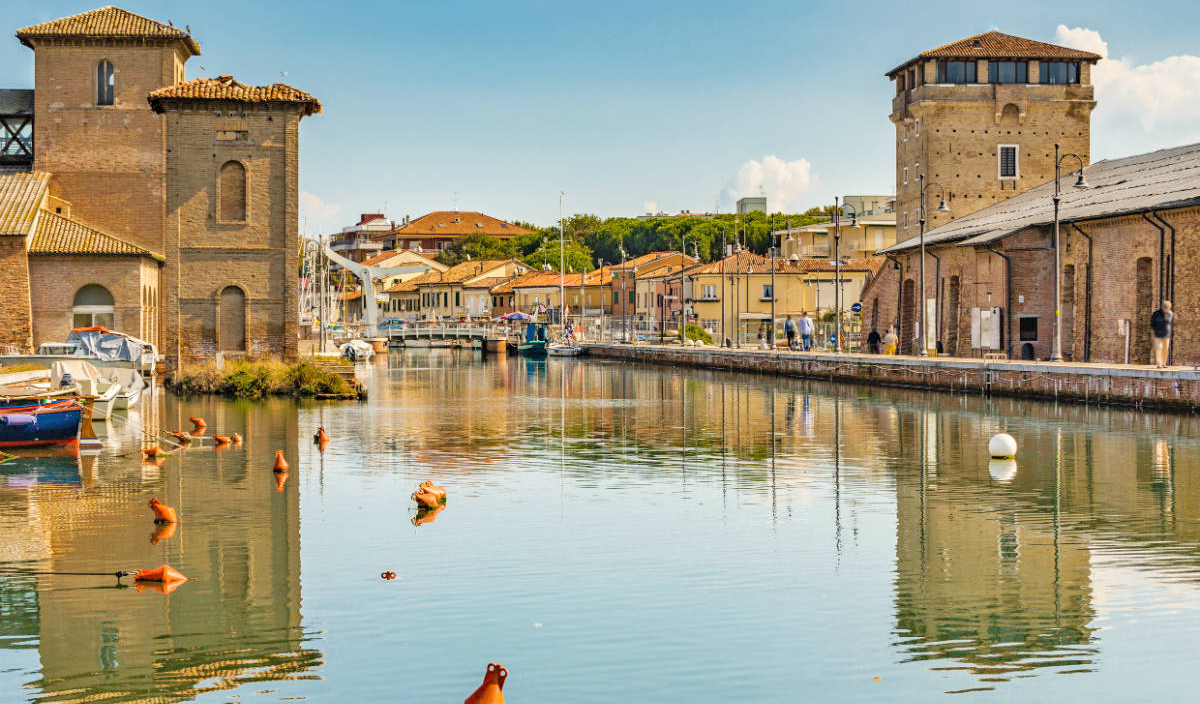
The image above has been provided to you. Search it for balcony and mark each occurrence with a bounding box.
[331,239,383,253]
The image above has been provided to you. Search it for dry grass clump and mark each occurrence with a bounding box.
[169,359,357,399]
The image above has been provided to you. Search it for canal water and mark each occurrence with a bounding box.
[1,350,1198,702]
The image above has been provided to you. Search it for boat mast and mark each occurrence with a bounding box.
[559,191,565,332]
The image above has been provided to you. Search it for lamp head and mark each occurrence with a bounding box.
[936,198,950,213]
[1073,172,1090,189]
[850,215,858,228]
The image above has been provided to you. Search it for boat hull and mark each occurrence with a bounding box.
[547,345,583,357]
[112,386,142,410]
[518,342,547,357]
[0,401,82,448]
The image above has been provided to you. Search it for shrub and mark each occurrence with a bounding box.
[681,324,713,345]
[169,359,356,399]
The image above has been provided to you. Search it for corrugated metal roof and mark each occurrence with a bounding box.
[881,142,1200,254]
[0,90,33,115]
[0,171,50,236]
[29,210,164,260]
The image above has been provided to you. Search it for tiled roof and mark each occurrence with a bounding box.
[463,275,511,290]
[608,251,681,271]
[508,271,583,290]
[489,270,552,294]
[417,259,524,285]
[0,171,50,237]
[30,210,164,260]
[887,30,1101,77]
[17,6,201,56]
[384,270,436,294]
[882,141,1200,254]
[392,211,533,238]
[361,248,442,268]
[147,76,321,115]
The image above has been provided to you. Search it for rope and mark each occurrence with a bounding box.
[0,569,140,578]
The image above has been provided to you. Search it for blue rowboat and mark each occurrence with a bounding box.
[0,400,82,448]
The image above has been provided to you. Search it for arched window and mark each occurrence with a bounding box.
[220,286,246,352]
[218,161,247,222]
[73,284,114,329]
[96,60,114,106]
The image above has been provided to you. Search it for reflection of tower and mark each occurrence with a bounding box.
[29,392,319,702]
[892,405,1095,679]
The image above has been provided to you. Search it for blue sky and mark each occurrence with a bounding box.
[5,0,1200,231]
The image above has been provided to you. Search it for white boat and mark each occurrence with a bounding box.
[50,361,120,420]
[548,342,583,357]
[1,327,159,375]
[95,367,147,411]
[112,384,143,410]
[340,339,375,361]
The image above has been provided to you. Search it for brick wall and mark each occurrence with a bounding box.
[163,102,303,365]
[28,255,158,347]
[0,238,33,351]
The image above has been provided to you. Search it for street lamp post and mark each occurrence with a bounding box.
[1052,142,1089,362]
[836,202,858,353]
[917,174,950,356]
[769,213,776,349]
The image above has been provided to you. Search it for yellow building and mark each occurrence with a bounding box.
[778,213,897,260]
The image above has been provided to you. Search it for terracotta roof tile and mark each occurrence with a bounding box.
[392,211,532,238]
[18,6,201,55]
[416,259,525,285]
[148,76,320,114]
[30,210,164,260]
[490,270,549,294]
[0,171,50,237]
[888,30,1101,77]
[384,271,437,293]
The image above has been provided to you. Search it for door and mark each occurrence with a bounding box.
[220,286,246,352]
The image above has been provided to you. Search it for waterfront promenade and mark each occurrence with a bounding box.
[584,343,1200,411]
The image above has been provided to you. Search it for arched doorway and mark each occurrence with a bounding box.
[900,278,916,354]
[73,284,114,329]
[220,286,246,352]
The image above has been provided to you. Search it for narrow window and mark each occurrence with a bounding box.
[762,284,774,300]
[96,60,114,105]
[1019,317,1038,341]
[903,167,909,184]
[218,161,247,222]
[915,119,920,137]
[999,145,1018,179]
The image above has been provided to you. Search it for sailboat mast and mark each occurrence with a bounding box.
[559,191,565,327]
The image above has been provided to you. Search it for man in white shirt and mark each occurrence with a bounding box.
[798,312,815,351]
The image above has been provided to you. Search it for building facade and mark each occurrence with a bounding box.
[2,7,319,364]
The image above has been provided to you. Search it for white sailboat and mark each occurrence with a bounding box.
[548,191,583,358]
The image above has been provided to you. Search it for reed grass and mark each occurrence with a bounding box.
[168,359,359,399]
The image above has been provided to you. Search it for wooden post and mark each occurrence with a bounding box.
[78,396,103,451]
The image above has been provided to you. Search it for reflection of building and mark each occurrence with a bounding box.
[12,392,320,703]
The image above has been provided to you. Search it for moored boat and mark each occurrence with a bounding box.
[547,341,583,357]
[518,322,548,357]
[0,399,83,448]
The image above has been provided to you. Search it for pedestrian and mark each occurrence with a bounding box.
[1151,300,1174,368]
[757,328,769,349]
[799,311,815,351]
[883,326,898,355]
[866,329,882,354]
[784,315,797,350]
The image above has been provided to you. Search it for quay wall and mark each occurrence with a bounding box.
[583,344,1200,411]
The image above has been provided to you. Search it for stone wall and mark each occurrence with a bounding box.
[0,238,33,351]
[585,344,1200,412]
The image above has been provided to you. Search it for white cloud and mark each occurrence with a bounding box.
[1055,25,1200,150]
[721,155,817,213]
[299,191,343,236]
[643,201,659,215]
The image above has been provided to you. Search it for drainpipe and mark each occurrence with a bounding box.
[926,249,941,353]
[885,254,903,336]
[1143,212,1166,304]
[1150,210,1176,365]
[1070,223,1094,362]
[985,244,1012,359]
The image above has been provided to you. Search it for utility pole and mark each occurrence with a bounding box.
[720,227,727,346]
[834,197,841,353]
[769,213,776,349]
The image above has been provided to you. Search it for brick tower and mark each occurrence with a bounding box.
[887,31,1101,240]
[148,76,321,364]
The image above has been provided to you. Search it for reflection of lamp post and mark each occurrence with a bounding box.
[917,174,950,356]
[1052,142,1090,362]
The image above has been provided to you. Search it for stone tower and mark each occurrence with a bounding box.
[17,7,199,254]
[148,76,321,364]
[887,31,1100,240]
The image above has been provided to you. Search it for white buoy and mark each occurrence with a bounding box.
[989,458,1018,484]
[989,433,1017,459]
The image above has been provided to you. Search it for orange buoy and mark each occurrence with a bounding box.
[232,433,243,445]
[464,663,507,704]
[381,570,398,580]
[412,489,441,510]
[212,434,232,446]
[135,579,186,594]
[148,497,177,523]
[314,427,330,445]
[142,447,161,459]
[419,481,447,502]
[274,471,289,492]
[150,522,176,545]
[273,450,289,472]
[133,564,188,583]
[189,416,206,431]
[412,503,445,526]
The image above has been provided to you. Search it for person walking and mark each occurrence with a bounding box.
[784,315,797,350]
[866,329,882,354]
[882,326,898,355]
[799,311,815,351]
[1150,300,1174,368]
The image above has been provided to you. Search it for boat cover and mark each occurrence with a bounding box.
[0,414,35,426]
[64,328,154,362]
[50,360,99,390]
[96,367,146,395]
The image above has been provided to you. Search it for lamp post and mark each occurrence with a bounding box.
[769,213,776,348]
[835,202,858,353]
[917,174,950,356]
[1052,142,1089,362]
[620,245,628,342]
[720,227,727,346]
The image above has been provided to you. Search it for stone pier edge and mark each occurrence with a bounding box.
[582,344,1200,412]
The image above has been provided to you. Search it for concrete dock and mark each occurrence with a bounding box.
[583,343,1200,411]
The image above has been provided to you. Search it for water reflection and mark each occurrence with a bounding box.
[0,387,321,703]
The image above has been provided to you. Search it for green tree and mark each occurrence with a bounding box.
[435,233,516,266]
[521,236,595,273]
